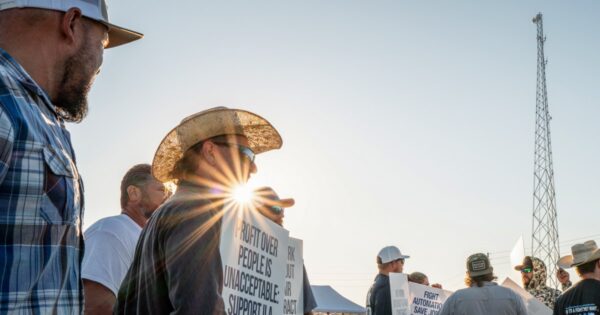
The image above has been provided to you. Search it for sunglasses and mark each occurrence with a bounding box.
[269,205,283,215]
[213,142,256,163]
[520,267,533,274]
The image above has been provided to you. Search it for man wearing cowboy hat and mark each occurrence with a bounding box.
[553,240,600,315]
[115,107,282,314]
[0,0,141,312]
[252,187,318,315]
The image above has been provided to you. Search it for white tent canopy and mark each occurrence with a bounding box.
[311,285,366,314]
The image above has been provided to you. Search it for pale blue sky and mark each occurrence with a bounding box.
[72,1,600,304]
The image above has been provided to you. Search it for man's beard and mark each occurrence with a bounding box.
[139,192,159,219]
[54,39,96,123]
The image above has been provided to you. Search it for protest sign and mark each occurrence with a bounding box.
[389,273,411,315]
[390,273,453,315]
[220,207,290,315]
[283,237,304,315]
[510,236,526,286]
[501,277,552,315]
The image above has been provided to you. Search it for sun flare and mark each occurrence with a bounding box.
[231,184,254,205]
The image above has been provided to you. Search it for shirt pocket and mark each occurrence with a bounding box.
[40,146,80,225]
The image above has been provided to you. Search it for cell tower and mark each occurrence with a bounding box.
[531,12,561,290]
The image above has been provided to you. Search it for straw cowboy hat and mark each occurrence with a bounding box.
[558,240,600,269]
[152,107,282,183]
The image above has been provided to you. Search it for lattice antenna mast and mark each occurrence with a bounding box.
[531,12,561,291]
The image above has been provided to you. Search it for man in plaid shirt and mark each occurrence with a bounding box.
[0,0,141,313]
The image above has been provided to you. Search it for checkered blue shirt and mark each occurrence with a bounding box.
[0,48,84,314]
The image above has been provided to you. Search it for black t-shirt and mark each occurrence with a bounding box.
[553,279,600,315]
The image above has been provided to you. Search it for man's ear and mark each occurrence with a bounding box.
[127,185,142,203]
[60,7,84,48]
[201,141,217,166]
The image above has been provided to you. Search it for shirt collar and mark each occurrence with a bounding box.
[0,48,59,116]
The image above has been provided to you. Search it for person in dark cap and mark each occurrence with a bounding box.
[252,186,318,315]
[439,253,526,315]
[514,256,568,309]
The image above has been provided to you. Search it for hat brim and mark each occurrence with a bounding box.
[513,264,526,271]
[103,22,143,48]
[273,198,295,208]
[558,255,574,269]
[559,249,600,268]
[152,108,282,183]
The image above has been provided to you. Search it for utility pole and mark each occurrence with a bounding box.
[531,12,561,291]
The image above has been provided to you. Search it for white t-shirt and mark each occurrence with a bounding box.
[81,214,142,296]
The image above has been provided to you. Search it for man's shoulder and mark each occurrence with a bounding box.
[85,214,140,239]
[154,193,218,220]
[561,278,600,296]
[371,274,390,294]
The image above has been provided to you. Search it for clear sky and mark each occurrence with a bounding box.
[73,0,600,305]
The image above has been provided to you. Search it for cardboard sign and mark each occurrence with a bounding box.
[283,238,304,315]
[390,273,453,315]
[220,207,290,315]
[501,277,552,315]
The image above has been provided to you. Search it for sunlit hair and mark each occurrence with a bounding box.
[169,135,233,184]
[575,258,599,276]
[120,164,153,208]
[464,273,496,288]
[408,272,428,285]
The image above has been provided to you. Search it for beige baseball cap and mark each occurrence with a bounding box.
[0,0,143,48]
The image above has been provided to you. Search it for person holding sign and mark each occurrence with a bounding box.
[408,271,443,289]
[439,253,527,315]
[553,240,600,315]
[253,186,318,315]
[366,245,410,315]
[513,256,567,309]
[115,107,283,314]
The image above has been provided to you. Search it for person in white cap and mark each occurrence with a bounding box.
[439,253,526,315]
[553,240,600,315]
[366,245,410,315]
[0,0,141,313]
[115,107,282,314]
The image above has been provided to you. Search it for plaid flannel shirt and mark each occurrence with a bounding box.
[0,48,84,314]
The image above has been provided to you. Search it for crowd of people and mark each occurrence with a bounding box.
[365,244,600,315]
[0,0,598,314]
[0,1,317,314]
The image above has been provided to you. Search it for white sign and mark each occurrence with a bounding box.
[220,207,289,315]
[390,273,453,315]
[389,273,411,315]
[283,238,304,315]
[501,277,552,315]
[510,236,526,287]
